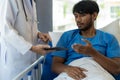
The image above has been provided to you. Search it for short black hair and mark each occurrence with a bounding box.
[73,0,99,14]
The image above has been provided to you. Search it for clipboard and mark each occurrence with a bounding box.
[44,47,68,51]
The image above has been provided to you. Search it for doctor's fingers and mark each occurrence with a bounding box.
[38,33,51,43]
[39,35,48,43]
[33,45,50,55]
[37,45,56,55]
[45,33,52,41]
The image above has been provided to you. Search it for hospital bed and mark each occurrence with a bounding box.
[13,56,44,80]
[13,18,120,80]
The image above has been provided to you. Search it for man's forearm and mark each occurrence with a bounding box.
[92,50,120,74]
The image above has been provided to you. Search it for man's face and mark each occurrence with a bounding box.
[73,12,94,31]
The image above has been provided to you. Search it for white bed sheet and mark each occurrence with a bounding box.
[54,57,115,80]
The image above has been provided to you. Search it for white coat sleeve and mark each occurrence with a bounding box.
[3,0,32,55]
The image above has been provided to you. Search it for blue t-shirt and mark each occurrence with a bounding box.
[52,29,120,79]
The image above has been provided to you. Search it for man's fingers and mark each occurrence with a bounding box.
[81,39,91,46]
[72,43,82,49]
[80,67,88,72]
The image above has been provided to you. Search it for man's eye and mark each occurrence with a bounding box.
[80,14,87,17]
[74,15,78,18]
[81,14,86,16]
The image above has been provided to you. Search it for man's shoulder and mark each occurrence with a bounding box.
[97,29,114,37]
[97,29,117,42]
[64,29,79,35]
[60,29,79,40]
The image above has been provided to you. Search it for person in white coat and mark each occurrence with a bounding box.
[0,0,52,80]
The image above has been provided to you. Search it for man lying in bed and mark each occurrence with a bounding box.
[52,0,120,80]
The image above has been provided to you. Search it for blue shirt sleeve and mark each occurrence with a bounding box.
[51,32,69,58]
[106,35,120,58]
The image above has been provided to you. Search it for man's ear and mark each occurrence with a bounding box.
[92,12,98,20]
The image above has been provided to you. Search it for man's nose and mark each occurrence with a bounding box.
[76,16,82,22]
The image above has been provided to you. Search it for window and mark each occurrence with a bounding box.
[53,0,120,31]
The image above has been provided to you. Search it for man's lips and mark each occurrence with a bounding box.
[77,23,84,26]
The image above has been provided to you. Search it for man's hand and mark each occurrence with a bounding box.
[72,39,96,56]
[64,66,87,80]
[37,32,52,43]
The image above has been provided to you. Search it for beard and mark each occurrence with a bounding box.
[77,17,93,31]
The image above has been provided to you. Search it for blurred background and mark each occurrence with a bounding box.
[52,0,120,31]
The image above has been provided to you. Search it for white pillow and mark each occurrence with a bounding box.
[49,32,63,47]
[100,19,120,44]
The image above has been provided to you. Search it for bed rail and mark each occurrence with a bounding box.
[13,56,44,80]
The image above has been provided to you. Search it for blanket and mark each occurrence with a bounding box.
[54,57,115,80]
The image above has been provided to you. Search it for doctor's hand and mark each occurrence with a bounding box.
[72,39,97,56]
[37,32,52,43]
[64,66,87,80]
[30,44,52,55]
